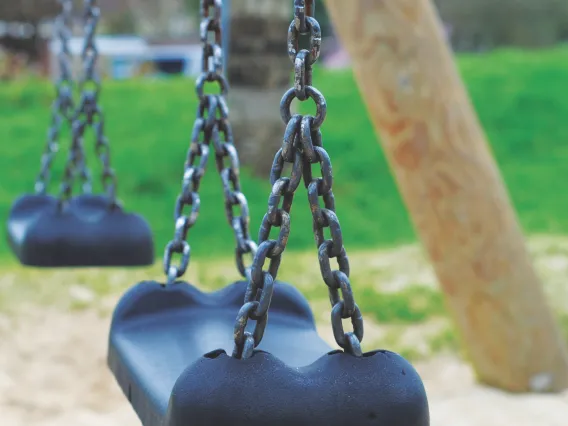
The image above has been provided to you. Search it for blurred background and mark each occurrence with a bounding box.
[1,1,568,425]
[2,0,568,78]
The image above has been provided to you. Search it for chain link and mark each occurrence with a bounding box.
[232,0,365,359]
[59,0,117,204]
[163,0,257,285]
[35,0,75,195]
[294,0,315,35]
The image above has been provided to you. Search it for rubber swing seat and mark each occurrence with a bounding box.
[108,280,430,426]
[6,194,154,267]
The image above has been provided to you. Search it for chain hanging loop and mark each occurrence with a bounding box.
[294,0,315,33]
[232,0,365,359]
[162,0,257,286]
[35,0,75,195]
[288,5,320,102]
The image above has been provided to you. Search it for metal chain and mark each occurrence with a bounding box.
[163,0,257,285]
[59,0,117,204]
[35,0,75,195]
[232,0,365,359]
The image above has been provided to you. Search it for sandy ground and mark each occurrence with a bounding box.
[1,305,567,426]
[3,236,568,425]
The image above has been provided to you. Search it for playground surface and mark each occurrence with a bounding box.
[1,236,568,425]
[1,305,567,426]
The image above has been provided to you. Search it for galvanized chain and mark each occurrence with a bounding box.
[35,0,75,195]
[163,0,257,285]
[59,0,117,204]
[232,0,365,359]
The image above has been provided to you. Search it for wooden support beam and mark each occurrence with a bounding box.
[324,0,568,392]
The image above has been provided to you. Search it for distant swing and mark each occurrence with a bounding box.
[6,0,154,267]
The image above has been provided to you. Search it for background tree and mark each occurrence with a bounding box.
[0,0,59,63]
[434,0,568,50]
[105,11,137,34]
[182,0,332,36]
[124,0,189,36]
[0,0,59,22]
[227,0,295,176]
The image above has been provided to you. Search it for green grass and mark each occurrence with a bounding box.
[358,285,446,323]
[2,233,568,360]
[1,46,568,262]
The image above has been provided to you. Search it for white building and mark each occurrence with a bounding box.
[48,34,202,80]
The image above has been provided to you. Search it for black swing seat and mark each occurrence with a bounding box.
[108,280,430,426]
[6,194,154,267]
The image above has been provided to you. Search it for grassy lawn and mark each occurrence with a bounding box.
[1,46,568,263]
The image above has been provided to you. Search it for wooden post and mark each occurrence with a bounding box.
[324,0,568,392]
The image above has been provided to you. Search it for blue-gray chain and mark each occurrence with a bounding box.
[163,0,257,285]
[35,0,76,195]
[59,0,117,205]
[232,0,364,359]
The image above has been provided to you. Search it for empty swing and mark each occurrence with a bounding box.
[108,1,430,425]
[6,0,154,267]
